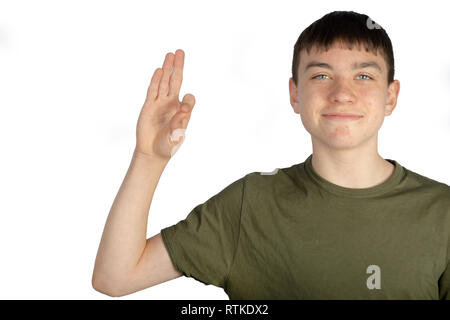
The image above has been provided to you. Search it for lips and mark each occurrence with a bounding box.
[323,112,362,117]
[322,113,363,121]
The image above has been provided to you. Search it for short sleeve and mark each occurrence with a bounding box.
[438,242,450,300]
[439,259,450,300]
[160,174,247,289]
[438,187,450,300]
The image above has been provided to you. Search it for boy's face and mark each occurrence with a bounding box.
[289,41,400,151]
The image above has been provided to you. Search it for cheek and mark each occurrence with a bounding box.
[360,87,386,114]
[298,87,320,113]
[298,96,319,134]
[364,98,387,129]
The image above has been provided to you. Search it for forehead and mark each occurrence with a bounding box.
[299,41,386,72]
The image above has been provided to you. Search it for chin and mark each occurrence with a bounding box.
[313,134,362,150]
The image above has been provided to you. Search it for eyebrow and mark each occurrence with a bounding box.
[304,60,382,73]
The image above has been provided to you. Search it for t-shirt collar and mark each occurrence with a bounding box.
[303,153,405,198]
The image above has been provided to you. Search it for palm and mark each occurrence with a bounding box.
[135,49,195,160]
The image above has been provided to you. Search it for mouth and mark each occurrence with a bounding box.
[322,113,363,121]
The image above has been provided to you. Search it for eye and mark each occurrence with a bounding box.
[312,74,329,80]
[356,74,372,80]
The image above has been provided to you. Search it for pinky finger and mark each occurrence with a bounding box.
[146,68,162,102]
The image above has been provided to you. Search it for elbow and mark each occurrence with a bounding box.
[91,273,125,298]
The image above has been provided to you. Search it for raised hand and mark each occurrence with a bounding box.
[135,49,195,160]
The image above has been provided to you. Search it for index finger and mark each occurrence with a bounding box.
[168,49,185,98]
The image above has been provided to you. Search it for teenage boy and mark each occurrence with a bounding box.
[92,11,450,299]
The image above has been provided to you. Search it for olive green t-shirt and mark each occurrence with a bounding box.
[160,154,450,299]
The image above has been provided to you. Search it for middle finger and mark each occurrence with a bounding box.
[168,49,185,98]
[158,52,175,97]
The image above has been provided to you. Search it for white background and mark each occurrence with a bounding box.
[0,0,449,299]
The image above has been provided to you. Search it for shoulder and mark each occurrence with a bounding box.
[401,166,450,214]
[242,163,305,193]
[403,166,450,196]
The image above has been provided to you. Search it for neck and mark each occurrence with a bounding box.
[310,142,395,189]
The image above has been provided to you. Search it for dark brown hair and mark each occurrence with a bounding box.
[291,11,395,86]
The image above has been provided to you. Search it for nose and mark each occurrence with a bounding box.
[328,78,356,104]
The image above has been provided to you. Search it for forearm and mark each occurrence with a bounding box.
[93,150,169,285]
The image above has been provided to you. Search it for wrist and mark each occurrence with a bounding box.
[132,149,170,166]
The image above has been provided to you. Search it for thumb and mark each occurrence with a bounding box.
[180,93,195,111]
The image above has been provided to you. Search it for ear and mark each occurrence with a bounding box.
[289,77,300,114]
[385,80,400,116]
